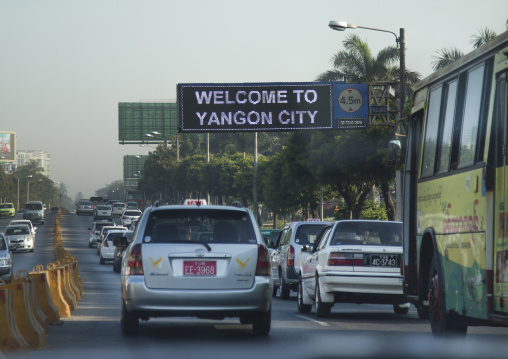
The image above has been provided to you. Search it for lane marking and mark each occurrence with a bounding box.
[295,314,330,327]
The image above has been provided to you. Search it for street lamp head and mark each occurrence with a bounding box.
[329,20,356,31]
[145,133,153,137]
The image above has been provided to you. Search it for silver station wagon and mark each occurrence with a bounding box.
[120,204,273,335]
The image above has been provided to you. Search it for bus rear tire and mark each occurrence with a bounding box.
[428,255,467,336]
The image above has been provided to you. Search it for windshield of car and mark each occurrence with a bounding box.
[25,203,42,210]
[114,203,126,208]
[79,201,93,206]
[0,203,13,209]
[330,221,402,246]
[144,209,256,244]
[97,205,111,210]
[6,226,30,235]
[294,224,328,246]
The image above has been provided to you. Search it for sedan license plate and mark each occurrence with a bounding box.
[370,254,398,267]
[183,260,216,276]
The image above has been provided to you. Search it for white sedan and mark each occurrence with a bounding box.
[100,229,128,264]
[119,209,142,227]
[299,220,408,317]
[112,202,127,216]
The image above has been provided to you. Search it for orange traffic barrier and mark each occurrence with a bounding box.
[70,260,83,297]
[61,261,80,301]
[10,281,46,348]
[56,263,77,308]
[0,286,27,350]
[45,264,71,317]
[11,271,48,333]
[29,267,61,325]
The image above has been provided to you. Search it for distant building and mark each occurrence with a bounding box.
[16,150,51,177]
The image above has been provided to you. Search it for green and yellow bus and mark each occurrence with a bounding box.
[392,30,508,335]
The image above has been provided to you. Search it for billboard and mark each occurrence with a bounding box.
[123,155,147,186]
[118,102,178,144]
[0,131,16,162]
[177,82,368,132]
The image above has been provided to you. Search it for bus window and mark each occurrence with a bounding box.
[436,80,458,174]
[421,86,442,177]
[458,65,484,168]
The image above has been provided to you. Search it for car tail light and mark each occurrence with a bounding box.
[287,245,295,267]
[328,253,363,266]
[126,244,143,275]
[103,239,109,248]
[255,245,271,276]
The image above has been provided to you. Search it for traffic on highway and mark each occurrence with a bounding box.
[2,210,508,358]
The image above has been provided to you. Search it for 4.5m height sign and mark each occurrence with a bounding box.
[177,82,367,132]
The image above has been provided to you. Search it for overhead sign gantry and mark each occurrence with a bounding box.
[177,82,368,132]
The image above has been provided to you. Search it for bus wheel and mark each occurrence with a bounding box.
[428,255,467,336]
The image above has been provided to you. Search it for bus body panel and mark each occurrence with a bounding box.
[403,30,508,330]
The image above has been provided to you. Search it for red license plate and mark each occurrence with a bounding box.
[183,260,216,276]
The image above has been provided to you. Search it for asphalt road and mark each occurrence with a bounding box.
[3,213,508,359]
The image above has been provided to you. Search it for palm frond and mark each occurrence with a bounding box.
[470,27,497,49]
[315,70,346,82]
[431,47,464,71]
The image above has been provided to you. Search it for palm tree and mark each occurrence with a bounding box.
[470,28,498,49]
[316,33,420,92]
[432,20,508,71]
[431,47,465,71]
[315,34,421,221]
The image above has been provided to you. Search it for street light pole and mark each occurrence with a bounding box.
[328,21,406,123]
[16,175,32,212]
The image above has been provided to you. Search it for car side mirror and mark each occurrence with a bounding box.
[388,139,401,166]
[33,227,37,231]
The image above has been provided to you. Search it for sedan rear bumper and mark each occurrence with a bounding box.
[320,272,404,296]
[122,275,272,316]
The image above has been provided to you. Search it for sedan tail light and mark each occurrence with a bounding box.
[287,245,295,267]
[126,244,143,275]
[255,245,271,276]
[103,239,109,248]
[328,253,363,266]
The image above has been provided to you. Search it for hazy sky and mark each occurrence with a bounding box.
[1,0,507,199]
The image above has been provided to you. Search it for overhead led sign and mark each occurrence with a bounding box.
[177,82,368,132]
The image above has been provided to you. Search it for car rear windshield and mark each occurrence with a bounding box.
[97,206,111,210]
[106,231,127,240]
[0,204,13,209]
[95,222,114,230]
[114,203,126,207]
[6,227,30,235]
[124,211,141,216]
[294,224,328,246]
[25,203,42,210]
[144,209,256,244]
[330,221,402,246]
